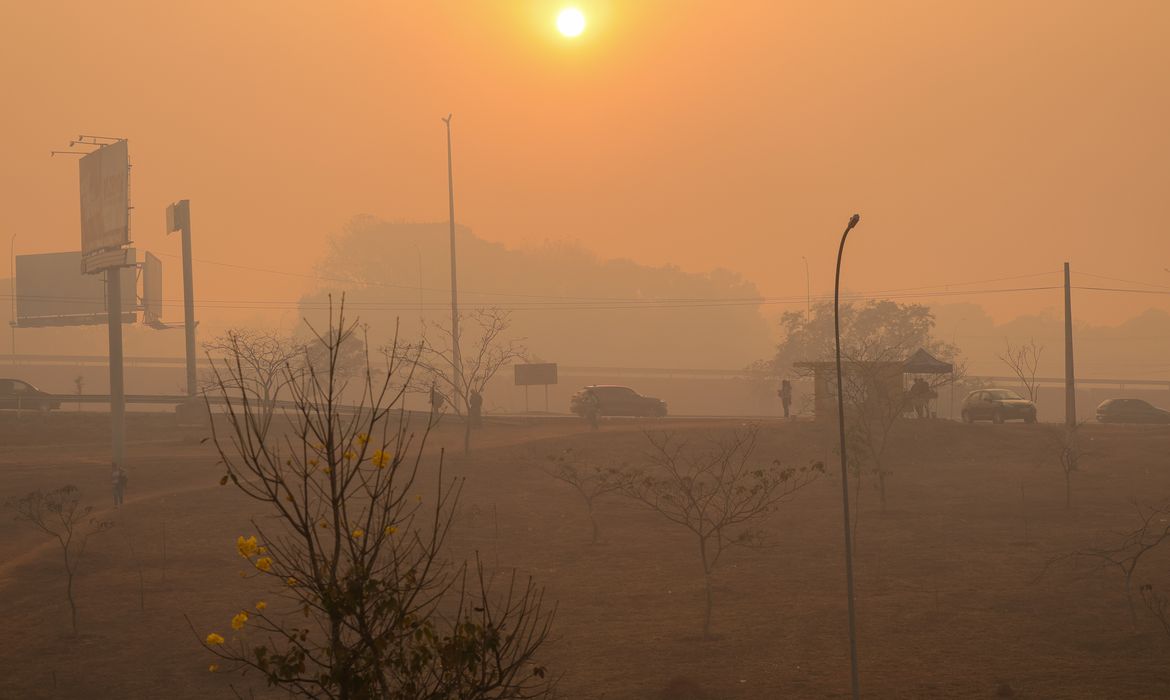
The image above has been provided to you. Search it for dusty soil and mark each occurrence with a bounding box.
[1,410,1170,699]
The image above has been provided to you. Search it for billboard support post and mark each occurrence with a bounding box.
[167,200,196,397]
[74,135,131,484]
[106,269,126,471]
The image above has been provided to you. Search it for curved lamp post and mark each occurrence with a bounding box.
[833,213,862,700]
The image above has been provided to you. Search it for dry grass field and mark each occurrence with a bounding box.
[2,411,1170,699]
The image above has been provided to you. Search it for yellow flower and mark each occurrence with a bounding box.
[343,449,357,461]
[236,535,258,559]
[351,528,364,539]
[384,525,398,536]
[209,663,219,673]
[414,495,423,504]
[254,557,273,572]
[231,612,248,631]
[286,577,298,587]
[206,632,225,646]
[308,458,319,467]
[357,433,370,445]
[255,600,268,612]
[318,520,329,529]
[322,466,332,475]
[372,450,391,469]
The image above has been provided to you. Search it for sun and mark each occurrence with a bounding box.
[556,7,586,38]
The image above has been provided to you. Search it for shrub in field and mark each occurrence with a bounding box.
[5,485,112,633]
[614,425,822,638]
[543,448,623,544]
[1046,500,1170,632]
[197,302,553,698]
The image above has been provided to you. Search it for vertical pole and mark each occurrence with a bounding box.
[833,215,861,700]
[180,202,197,397]
[442,115,463,410]
[107,269,126,471]
[1064,262,1076,428]
[9,233,15,364]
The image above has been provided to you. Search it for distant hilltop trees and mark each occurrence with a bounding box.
[300,216,775,369]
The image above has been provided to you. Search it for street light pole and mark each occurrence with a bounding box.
[441,115,464,414]
[833,213,862,700]
[9,233,15,364]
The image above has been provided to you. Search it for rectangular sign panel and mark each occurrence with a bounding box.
[142,251,162,325]
[514,362,558,386]
[80,140,130,258]
[15,251,135,326]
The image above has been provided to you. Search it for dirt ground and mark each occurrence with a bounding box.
[2,410,1170,699]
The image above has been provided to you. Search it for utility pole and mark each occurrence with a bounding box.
[1064,262,1076,427]
[442,115,464,413]
[167,200,197,396]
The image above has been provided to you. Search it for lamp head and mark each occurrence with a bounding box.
[847,214,860,230]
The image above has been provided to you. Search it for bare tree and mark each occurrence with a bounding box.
[613,426,822,638]
[1037,424,1089,509]
[398,307,528,452]
[197,301,552,698]
[1047,500,1170,632]
[542,448,624,544]
[5,486,112,633]
[998,338,1044,404]
[203,328,304,433]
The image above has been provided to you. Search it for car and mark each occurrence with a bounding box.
[0,378,61,412]
[1095,398,1170,424]
[960,388,1036,424]
[570,385,667,418]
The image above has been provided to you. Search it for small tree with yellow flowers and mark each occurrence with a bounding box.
[195,301,553,699]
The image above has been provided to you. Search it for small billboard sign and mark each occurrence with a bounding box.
[514,363,558,386]
[142,251,163,325]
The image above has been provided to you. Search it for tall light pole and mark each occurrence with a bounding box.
[833,213,862,700]
[9,233,15,363]
[801,254,811,323]
[441,115,463,412]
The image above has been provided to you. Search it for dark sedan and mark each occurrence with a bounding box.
[960,388,1037,424]
[570,385,667,418]
[1096,398,1170,424]
[0,378,61,412]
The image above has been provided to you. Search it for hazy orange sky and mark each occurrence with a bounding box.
[3,0,1169,330]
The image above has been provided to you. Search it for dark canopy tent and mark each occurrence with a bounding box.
[903,348,953,375]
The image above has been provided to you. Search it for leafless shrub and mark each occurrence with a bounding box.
[542,448,624,544]
[1045,500,1170,632]
[998,338,1044,404]
[613,425,822,637]
[5,485,113,633]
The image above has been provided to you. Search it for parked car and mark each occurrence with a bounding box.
[570,385,667,417]
[1095,398,1170,424]
[960,388,1036,424]
[0,378,61,412]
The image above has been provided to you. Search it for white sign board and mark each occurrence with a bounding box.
[143,251,163,325]
[79,140,129,259]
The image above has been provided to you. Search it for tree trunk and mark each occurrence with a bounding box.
[66,569,77,634]
[699,537,713,638]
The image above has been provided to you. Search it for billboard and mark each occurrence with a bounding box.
[15,251,135,327]
[142,251,163,325]
[514,363,558,386]
[79,140,130,258]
